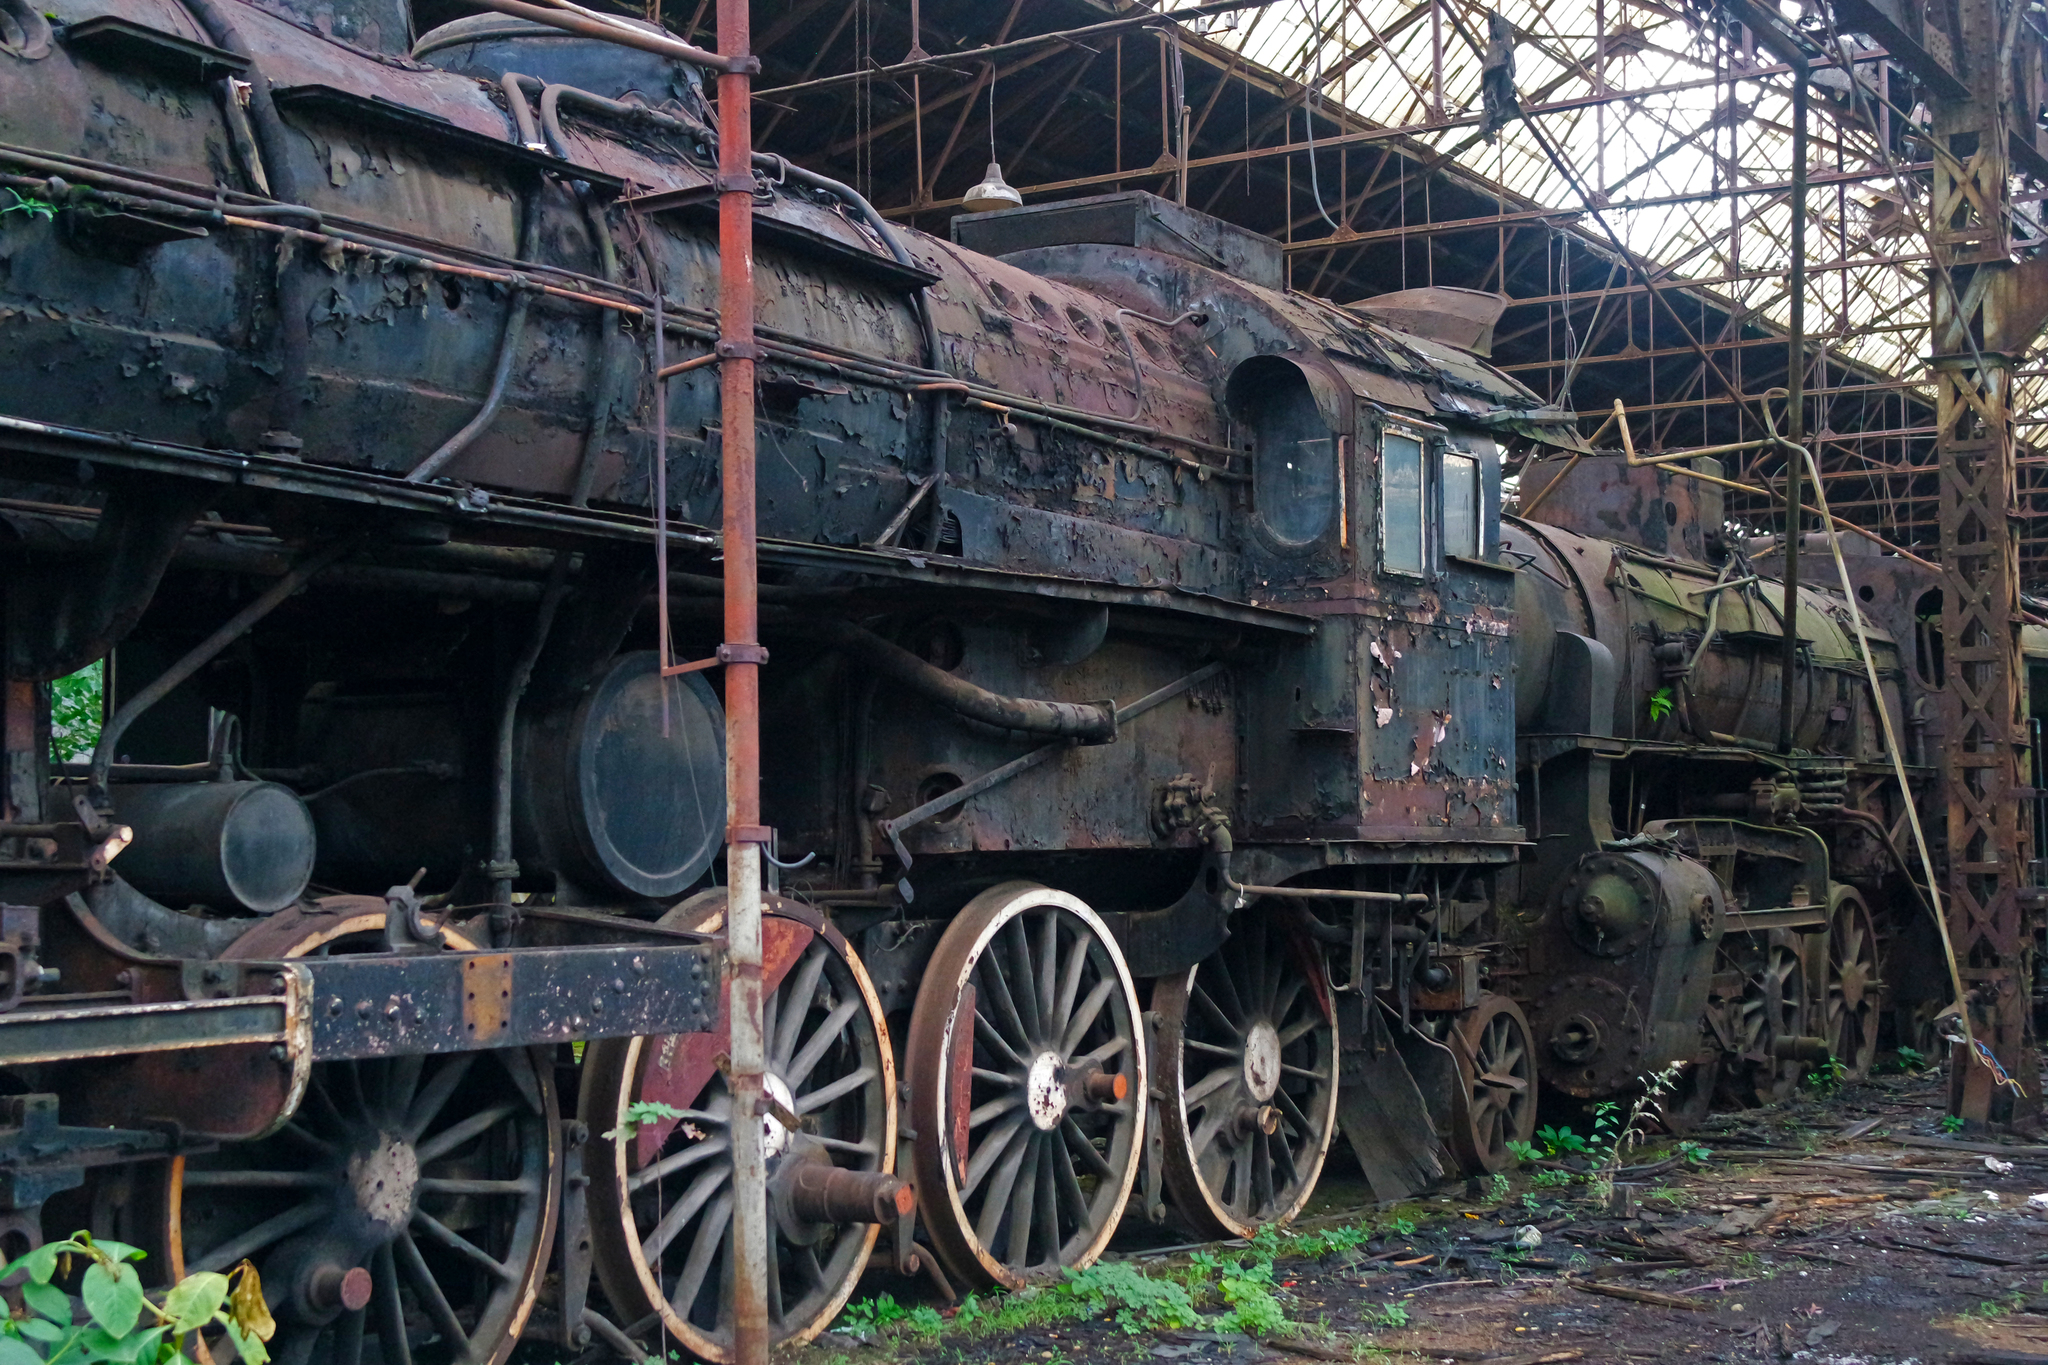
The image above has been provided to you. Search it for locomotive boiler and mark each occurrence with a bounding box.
[0,0,1945,1357]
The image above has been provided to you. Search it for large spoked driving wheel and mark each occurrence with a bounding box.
[1720,930,1809,1105]
[906,883,1145,1289]
[1447,995,1537,1175]
[1155,911,1337,1237]
[160,907,558,1365]
[583,893,897,1360]
[1823,885,1881,1081]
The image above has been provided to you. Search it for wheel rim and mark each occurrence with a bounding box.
[1447,995,1537,1175]
[1157,910,1337,1237]
[168,1049,557,1365]
[1826,888,1880,1081]
[161,912,556,1365]
[906,882,1145,1289]
[584,894,894,1360]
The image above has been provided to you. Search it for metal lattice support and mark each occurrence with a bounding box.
[1931,0,2038,1122]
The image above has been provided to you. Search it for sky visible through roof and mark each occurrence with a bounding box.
[1185,0,1965,421]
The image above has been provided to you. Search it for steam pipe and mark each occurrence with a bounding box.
[806,618,1116,741]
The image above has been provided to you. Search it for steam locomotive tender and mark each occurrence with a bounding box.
[0,0,1938,1358]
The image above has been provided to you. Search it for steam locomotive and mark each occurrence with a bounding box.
[0,0,1942,1358]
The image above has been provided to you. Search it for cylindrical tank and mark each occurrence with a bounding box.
[108,780,317,914]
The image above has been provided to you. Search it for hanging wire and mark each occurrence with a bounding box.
[1296,0,1341,231]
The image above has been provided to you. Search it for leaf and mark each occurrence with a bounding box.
[86,1325,162,1365]
[88,1242,144,1267]
[223,1321,267,1365]
[0,1334,42,1365]
[22,1283,69,1323]
[17,1320,63,1344]
[81,1262,143,1339]
[14,1245,64,1286]
[226,1266,273,1345]
[161,1275,230,1336]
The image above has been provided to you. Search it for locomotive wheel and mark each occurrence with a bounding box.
[1155,911,1338,1237]
[1823,886,1881,1081]
[906,883,1145,1289]
[1720,930,1809,1106]
[1446,995,1537,1175]
[582,893,895,1360]
[162,908,559,1365]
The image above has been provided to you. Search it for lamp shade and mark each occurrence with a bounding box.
[962,161,1023,214]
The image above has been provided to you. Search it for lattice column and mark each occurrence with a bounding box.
[1932,0,2038,1123]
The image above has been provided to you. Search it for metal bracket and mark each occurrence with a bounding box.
[716,642,769,665]
[460,954,513,1042]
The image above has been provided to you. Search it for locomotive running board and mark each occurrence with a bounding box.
[1334,998,1445,1202]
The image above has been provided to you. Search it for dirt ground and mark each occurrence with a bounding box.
[791,1065,2048,1365]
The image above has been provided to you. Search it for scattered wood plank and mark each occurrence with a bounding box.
[1481,1352,1584,1365]
[1264,1336,1352,1361]
[1777,1247,1858,1268]
[1891,1134,2048,1158]
[1584,1259,1695,1280]
[1565,1278,1712,1310]
[1835,1116,1885,1140]
[1881,1235,2025,1267]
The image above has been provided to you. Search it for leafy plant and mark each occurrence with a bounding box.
[602,1100,686,1142]
[1504,1139,1540,1165]
[1,190,57,222]
[1521,1192,1542,1211]
[1487,1172,1511,1202]
[837,1295,910,1334]
[1385,1215,1417,1237]
[1291,1222,1373,1259]
[1896,1046,1929,1072]
[1061,1263,1201,1335]
[1804,1055,1850,1098]
[1941,1114,1967,1134]
[904,1306,945,1339]
[1361,1302,1410,1330]
[1676,1140,1713,1165]
[1648,687,1675,722]
[0,1231,274,1365]
[49,662,102,765]
[1215,1263,1287,1338]
[1531,1168,1574,1188]
[1534,1125,1588,1158]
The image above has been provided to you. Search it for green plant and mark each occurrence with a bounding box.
[0,1232,274,1365]
[1361,1303,1410,1330]
[1531,1168,1574,1188]
[1292,1223,1373,1259]
[1061,1264,1201,1335]
[49,662,102,765]
[1648,687,1675,722]
[1676,1140,1713,1165]
[1504,1139,1540,1165]
[1645,1185,1692,1210]
[904,1307,945,1339]
[1213,1254,1287,1338]
[1487,1172,1511,1202]
[1520,1191,1542,1210]
[1942,1114,1967,1134]
[1534,1125,1589,1158]
[602,1100,687,1142]
[838,1295,911,1334]
[1,191,57,222]
[1805,1055,1850,1098]
[1384,1215,1417,1237]
[1896,1046,1929,1072]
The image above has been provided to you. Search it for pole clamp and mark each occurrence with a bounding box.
[714,172,759,194]
[728,824,774,846]
[714,339,762,361]
[716,641,769,665]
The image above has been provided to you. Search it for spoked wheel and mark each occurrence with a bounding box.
[158,906,558,1365]
[1824,885,1881,1081]
[1718,930,1809,1106]
[1155,910,1337,1238]
[583,893,898,1360]
[1446,995,1538,1175]
[906,882,1145,1289]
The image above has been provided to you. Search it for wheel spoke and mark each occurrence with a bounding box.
[190,1199,327,1274]
[640,1164,729,1265]
[668,1191,732,1322]
[975,1009,1027,1069]
[976,956,1034,1052]
[405,1053,477,1140]
[1032,1134,1060,1261]
[975,1128,1033,1248]
[382,1054,426,1123]
[416,1102,519,1164]
[415,1176,541,1196]
[627,1136,731,1193]
[1037,912,1059,1030]
[370,1244,413,1365]
[180,1170,331,1189]
[1003,1132,1042,1268]
[1051,1132,1089,1227]
[412,1207,514,1282]
[1051,926,1088,1037]
[1183,1037,1240,1058]
[785,997,863,1088]
[795,1063,878,1113]
[1004,919,1042,1042]
[1277,1015,1322,1048]
[1061,1116,1114,1179]
[1182,1066,1238,1110]
[1206,957,1248,1026]
[968,1091,1025,1129]
[963,1117,1028,1198]
[1190,984,1242,1039]
[773,944,830,1070]
[1059,978,1116,1057]
[394,1231,470,1359]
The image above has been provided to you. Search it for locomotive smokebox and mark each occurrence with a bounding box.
[109,781,317,914]
[1519,453,1725,564]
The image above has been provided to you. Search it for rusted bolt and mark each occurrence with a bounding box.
[1084,1071,1128,1104]
[356,1000,372,1018]
[269,1044,287,1063]
[307,1264,373,1313]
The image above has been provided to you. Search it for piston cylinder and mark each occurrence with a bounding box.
[108,781,317,914]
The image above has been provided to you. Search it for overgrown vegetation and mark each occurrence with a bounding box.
[0,1231,273,1365]
[49,662,102,765]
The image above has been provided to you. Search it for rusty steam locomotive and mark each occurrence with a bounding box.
[0,0,1945,1357]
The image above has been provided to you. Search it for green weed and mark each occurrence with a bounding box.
[1942,1114,1967,1134]
[1531,1169,1574,1188]
[1061,1263,1203,1335]
[1534,1125,1589,1158]
[1487,1172,1511,1202]
[1804,1055,1850,1098]
[1676,1140,1713,1165]
[1504,1139,1540,1165]
[1360,1303,1410,1330]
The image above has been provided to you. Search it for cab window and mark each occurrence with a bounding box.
[1443,452,1480,559]
[1382,430,1426,575]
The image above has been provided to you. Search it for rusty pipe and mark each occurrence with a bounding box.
[784,1164,914,1226]
[716,1,768,1361]
[456,0,738,69]
[805,618,1116,741]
